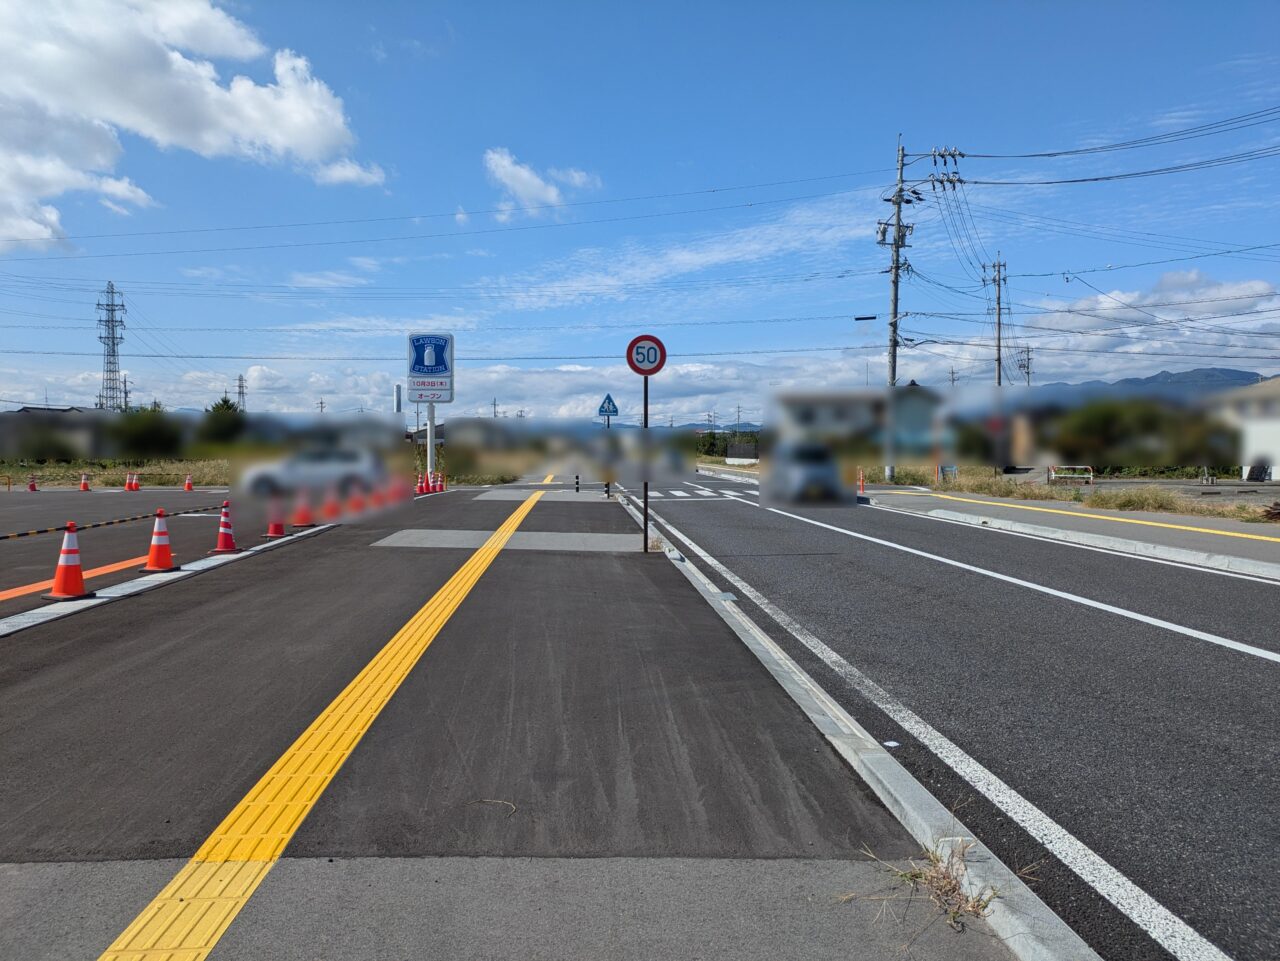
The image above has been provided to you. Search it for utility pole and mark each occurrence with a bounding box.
[491,397,498,419]
[735,404,741,437]
[236,374,247,412]
[316,397,325,414]
[949,366,958,389]
[95,281,126,411]
[989,257,1005,386]
[1016,346,1032,386]
[122,374,130,412]
[879,138,911,389]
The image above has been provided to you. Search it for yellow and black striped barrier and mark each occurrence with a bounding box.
[0,504,223,542]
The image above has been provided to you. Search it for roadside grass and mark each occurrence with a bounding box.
[863,464,1277,524]
[448,472,518,486]
[3,458,230,488]
[841,841,998,933]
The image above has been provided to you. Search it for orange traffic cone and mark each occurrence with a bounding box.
[415,473,425,495]
[345,488,366,515]
[264,497,286,539]
[80,473,90,492]
[183,474,194,492]
[321,487,342,521]
[132,473,141,491]
[209,500,241,554]
[140,509,180,572]
[290,489,317,528]
[43,522,95,600]
[123,472,133,491]
[369,485,386,509]
[440,472,447,492]
[28,474,38,492]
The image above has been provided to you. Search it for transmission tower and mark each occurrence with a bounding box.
[1016,346,1033,386]
[96,282,126,411]
[236,374,247,411]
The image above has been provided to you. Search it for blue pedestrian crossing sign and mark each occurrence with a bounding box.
[598,393,619,417]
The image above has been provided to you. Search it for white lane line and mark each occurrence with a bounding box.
[696,490,717,497]
[649,491,665,497]
[765,505,1280,666]
[645,505,1234,961]
[870,502,1280,586]
[683,480,715,492]
[671,490,691,497]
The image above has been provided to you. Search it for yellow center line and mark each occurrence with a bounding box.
[99,490,545,961]
[541,473,554,484]
[878,490,1280,544]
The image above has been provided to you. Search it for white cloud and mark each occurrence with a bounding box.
[454,205,469,225]
[483,147,562,218]
[347,256,381,273]
[313,158,386,187]
[549,167,602,190]
[99,198,131,216]
[287,270,370,288]
[0,0,382,248]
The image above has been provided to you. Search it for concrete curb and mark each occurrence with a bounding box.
[695,467,760,485]
[616,493,1100,961]
[872,498,1280,582]
[0,524,334,639]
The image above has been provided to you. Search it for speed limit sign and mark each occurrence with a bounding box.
[626,334,667,376]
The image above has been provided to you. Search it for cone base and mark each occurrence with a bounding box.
[208,547,242,555]
[140,564,181,573]
[290,522,317,529]
[42,591,96,601]
[262,533,287,539]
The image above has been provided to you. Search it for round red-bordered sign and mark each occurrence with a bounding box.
[626,334,667,376]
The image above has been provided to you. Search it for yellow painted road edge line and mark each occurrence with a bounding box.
[541,473,554,484]
[878,490,1280,544]
[99,490,545,961]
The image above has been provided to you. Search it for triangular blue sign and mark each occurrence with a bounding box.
[598,393,619,417]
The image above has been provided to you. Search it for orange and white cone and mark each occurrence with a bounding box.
[140,509,180,572]
[345,487,366,515]
[321,486,343,521]
[43,522,95,600]
[264,497,287,539]
[369,485,386,509]
[132,474,141,491]
[415,473,425,495]
[290,489,317,528]
[209,500,241,554]
[80,473,90,492]
[183,474,194,492]
[123,472,133,492]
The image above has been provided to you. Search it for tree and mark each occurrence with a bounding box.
[198,394,246,444]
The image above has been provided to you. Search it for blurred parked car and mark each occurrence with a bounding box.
[765,441,844,502]
[240,448,386,496]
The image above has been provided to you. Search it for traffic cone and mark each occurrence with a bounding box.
[132,473,141,491]
[124,472,134,492]
[140,509,180,572]
[43,522,95,600]
[415,473,425,495]
[209,500,241,554]
[345,487,366,515]
[183,474,194,492]
[290,489,317,528]
[440,472,447,492]
[321,486,342,521]
[27,474,38,492]
[369,485,386,509]
[80,473,90,492]
[263,497,286,539]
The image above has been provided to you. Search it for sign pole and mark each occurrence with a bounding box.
[426,401,436,475]
[643,374,649,553]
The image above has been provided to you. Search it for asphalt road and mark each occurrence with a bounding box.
[1,477,1010,961]
[641,470,1279,961]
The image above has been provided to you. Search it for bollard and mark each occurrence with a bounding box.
[605,480,610,499]
[575,474,580,493]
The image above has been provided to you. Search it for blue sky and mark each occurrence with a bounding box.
[2,0,1279,423]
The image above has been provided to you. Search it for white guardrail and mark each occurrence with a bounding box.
[1048,465,1094,485]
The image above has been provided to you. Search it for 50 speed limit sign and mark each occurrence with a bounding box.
[626,334,667,376]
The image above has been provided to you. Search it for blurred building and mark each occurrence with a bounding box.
[1210,378,1280,480]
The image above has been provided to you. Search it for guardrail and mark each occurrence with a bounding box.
[1048,465,1094,486]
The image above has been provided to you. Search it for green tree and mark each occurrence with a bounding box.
[198,394,246,444]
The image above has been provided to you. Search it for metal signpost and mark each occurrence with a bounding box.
[626,334,667,553]
[598,392,618,428]
[408,332,454,476]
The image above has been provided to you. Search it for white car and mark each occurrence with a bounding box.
[240,448,386,497]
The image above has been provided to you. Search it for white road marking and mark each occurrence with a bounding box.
[644,504,1235,961]
[696,490,717,497]
[671,490,691,497]
[765,505,1280,666]
[683,480,715,492]
[870,502,1280,586]
[649,491,665,497]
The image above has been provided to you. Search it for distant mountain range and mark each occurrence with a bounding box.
[1032,368,1273,404]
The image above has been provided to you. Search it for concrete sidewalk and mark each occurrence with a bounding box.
[1,480,1017,961]
[872,488,1280,578]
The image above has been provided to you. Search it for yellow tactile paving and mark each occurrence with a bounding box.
[880,490,1280,544]
[99,490,545,960]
